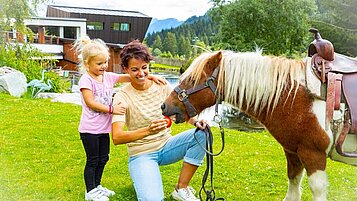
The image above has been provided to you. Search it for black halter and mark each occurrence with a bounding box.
[174,66,221,118]
[175,66,225,201]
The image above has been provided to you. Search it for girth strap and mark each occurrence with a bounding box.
[325,73,336,130]
[334,74,343,110]
[325,72,343,130]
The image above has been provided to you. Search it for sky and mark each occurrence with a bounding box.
[39,0,213,21]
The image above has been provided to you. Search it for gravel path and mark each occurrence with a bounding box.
[37,92,81,105]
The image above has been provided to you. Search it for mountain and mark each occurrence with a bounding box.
[146,18,183,35]
[145,12,217,57]
[183,15,201,24]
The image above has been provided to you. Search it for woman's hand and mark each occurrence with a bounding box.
[148,118,167,134]
[148,75,167,85]
[194,119,208,130]
[112,102,126,115]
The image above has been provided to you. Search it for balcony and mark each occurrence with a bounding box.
[3,30,63,59]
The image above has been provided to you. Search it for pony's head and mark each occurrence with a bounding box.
[161,51,222,123]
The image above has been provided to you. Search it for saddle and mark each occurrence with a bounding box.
[308,28,357,157]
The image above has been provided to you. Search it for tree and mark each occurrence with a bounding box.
[0,0,47,44]
[0,0,46,33]
[177,35,191,58]
[152,35,163,51]
[316,0,357,30]
[163,32,177,55]
[311,0,357,56]
[213,0,316,55]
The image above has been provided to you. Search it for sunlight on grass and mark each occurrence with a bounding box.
[151,63,180,69]
[0,93,356,200]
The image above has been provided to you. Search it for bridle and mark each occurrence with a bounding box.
[174,66,226,201]
[174,66,221,118]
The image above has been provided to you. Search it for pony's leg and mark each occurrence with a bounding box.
[308,170,328,201]
[299,149,328,201]
[283,151,304,201]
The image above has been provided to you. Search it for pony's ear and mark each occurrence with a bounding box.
[206,51,222,72]
[217,51,222,60]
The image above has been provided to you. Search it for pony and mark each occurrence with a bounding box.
[161,49,357,201]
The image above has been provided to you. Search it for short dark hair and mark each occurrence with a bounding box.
[119,40,153,70]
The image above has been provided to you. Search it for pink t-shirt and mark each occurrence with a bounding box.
[78,72,119,134]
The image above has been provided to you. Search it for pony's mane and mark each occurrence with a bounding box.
[180,52,214,86]
[182,51,306,114]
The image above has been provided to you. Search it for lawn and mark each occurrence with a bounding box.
[151,63,180,70]
[0,93,356,200]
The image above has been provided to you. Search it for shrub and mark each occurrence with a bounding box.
[0,43,70,93]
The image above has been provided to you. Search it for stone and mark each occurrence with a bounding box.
[0,66,27,97]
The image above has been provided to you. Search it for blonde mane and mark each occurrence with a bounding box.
[180,52,215,87]
[182,51,307,114]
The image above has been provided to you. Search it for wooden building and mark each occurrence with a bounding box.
[7,5,152,73]
[59,38,124,73]
[46,5,152,44]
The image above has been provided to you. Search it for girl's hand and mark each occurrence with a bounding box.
[148,75,167,85]
[113,103,126,115]
[148,119,167,134]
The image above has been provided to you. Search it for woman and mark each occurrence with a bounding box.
[111,40,207,201]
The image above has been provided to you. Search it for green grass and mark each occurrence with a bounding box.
[151,63,180,70]
[0,93,356,200]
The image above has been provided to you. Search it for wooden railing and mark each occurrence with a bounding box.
[1,31,60,45]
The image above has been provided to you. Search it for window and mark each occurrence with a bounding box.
[87,22,104,30]
[111,23,120,31]
[120,23,130,31]
[46,26,60,36]
[64,27,77,39]
[111,22,130,31]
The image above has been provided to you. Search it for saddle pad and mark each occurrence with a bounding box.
[342,73,357,133]
[305,57,323,99]
[332,53,357,74]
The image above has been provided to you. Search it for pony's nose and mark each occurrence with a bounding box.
[161,103,167,114]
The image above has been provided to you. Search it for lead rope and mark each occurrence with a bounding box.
[194,102,225,201]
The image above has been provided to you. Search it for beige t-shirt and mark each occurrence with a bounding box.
[112,82,172,157]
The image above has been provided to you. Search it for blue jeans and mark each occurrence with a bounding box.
[128,128,206,201]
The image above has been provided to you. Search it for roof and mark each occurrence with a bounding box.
[30,16,87,22]
[48,5,150,18]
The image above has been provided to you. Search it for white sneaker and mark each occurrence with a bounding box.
[85,188,109,201]
[97,185,116,197]
[172,186,200,201]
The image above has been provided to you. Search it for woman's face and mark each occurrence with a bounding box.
[125,57,150,89]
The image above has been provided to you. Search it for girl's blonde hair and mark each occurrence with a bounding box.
[73,35,109,73]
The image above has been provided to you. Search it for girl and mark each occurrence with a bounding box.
[74,36,165,201]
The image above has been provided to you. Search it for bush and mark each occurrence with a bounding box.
[0,43,70,93]
[159,51,173,58]
[152,48,162,56]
